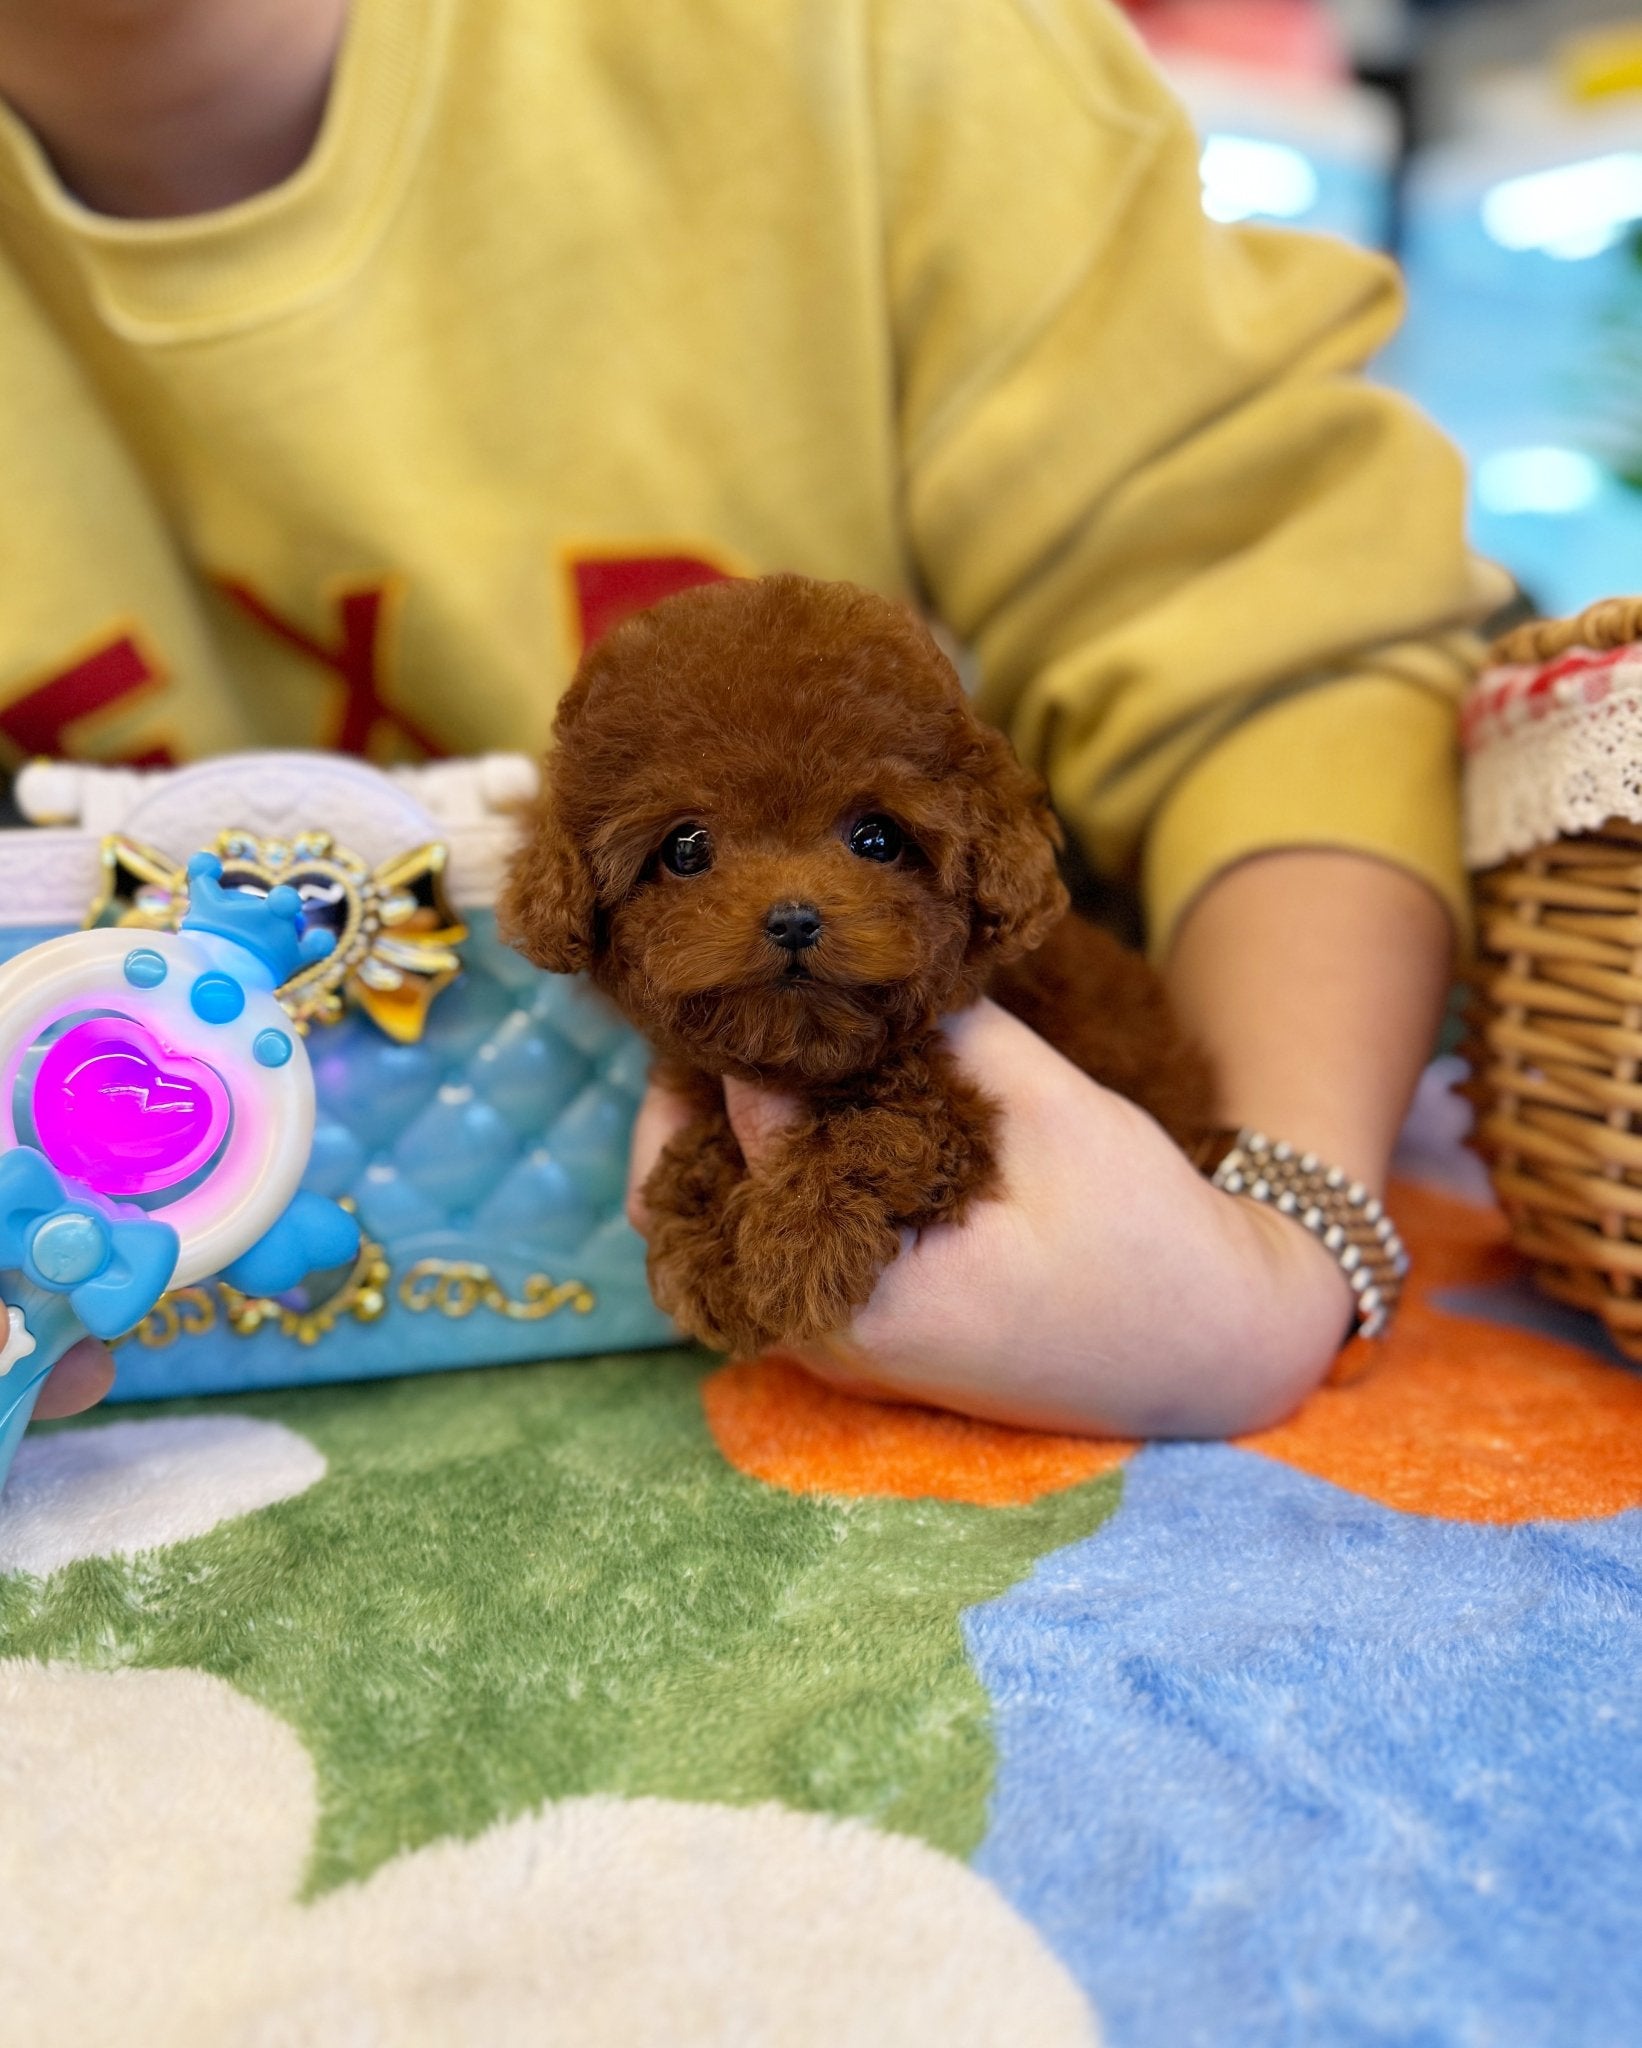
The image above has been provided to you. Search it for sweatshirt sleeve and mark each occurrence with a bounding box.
[871,0,1510,953]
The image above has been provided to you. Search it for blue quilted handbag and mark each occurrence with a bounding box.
[1,752,673,1399]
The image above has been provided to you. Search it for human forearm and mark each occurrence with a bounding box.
[1164,846,1454,1196]
[0,0,344,217]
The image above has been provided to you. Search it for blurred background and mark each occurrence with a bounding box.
[1125,0,1642,619]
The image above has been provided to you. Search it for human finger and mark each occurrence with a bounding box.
[721,1074,804,1167]
[626,1077,704,1235]
[33,1336,116,1420]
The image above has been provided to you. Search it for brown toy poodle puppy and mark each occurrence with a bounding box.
[503,573,1213,1357]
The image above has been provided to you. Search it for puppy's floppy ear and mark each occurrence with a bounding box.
[965,727,1070,967]
[499,788,598,974]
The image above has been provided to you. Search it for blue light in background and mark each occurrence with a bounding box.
[1475,446,1605,516]
[1482,152,1642,260]
[1196,127,1390,244]
[1387,133,1642,615]
[1200,134,1321,223]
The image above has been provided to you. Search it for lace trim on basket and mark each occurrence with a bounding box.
[1465,676,1642,869]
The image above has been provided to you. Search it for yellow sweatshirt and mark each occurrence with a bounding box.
[0,0,1506,950]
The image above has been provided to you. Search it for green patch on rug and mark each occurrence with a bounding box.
[0,1352,1119,1894]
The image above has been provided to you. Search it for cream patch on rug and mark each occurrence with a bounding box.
[0,1417,326,1574]
[0,1662,1100,2048]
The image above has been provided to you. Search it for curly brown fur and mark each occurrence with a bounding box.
[991,914,1214,1146]
[502,573,1214,1356]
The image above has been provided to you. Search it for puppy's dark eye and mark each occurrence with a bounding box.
[848,814,905,864]
[660,823,714,876]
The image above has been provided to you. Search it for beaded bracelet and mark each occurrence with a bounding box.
[1192,1128,1409,1340]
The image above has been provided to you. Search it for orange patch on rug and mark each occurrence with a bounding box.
[702,1355,1134,1506]
[704,1181,1642,1523]
[1239,1179,1642,1523]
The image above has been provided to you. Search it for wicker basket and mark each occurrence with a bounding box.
[1464,597,1642,1358]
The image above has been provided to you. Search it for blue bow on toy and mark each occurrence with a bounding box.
[220,1191,360,1297]
[0,1148,179,1340]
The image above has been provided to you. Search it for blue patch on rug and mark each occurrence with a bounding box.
[965,1443,1642,2048]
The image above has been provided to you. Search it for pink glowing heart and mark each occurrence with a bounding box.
[31,1017,231,1196]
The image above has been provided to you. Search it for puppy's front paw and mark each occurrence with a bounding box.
[642,1114,750,1349]
[646,1230,749,1352]
[729,1195,903,1354]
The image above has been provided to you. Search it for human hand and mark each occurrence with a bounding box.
[32,1336,114,1421]
[627,1000,1353,1438]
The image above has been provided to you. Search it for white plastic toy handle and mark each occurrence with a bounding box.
[0,855,359,1496]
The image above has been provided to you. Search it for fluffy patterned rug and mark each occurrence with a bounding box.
[5,1080,1642,2046]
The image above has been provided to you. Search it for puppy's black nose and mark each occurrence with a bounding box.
[764,902,822,952]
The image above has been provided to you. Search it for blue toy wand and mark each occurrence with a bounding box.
[0,854,359,1494]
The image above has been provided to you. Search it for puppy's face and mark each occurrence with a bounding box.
[502,576,1068,1084]
[586,750,973,1084]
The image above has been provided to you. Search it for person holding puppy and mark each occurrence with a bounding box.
[0,0,1506,1434]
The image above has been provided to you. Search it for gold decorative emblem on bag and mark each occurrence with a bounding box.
[89,829,466,1041]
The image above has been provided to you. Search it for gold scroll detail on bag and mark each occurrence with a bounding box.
[90,829,466,1041]
[117,1231,596,1350]
[116,1218,390,1350]
[397,1261,595,1320]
